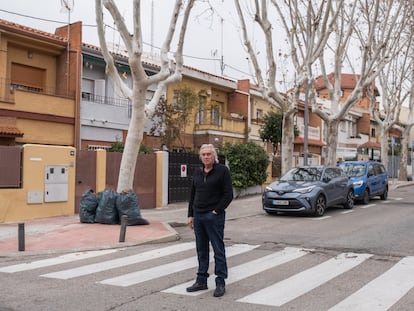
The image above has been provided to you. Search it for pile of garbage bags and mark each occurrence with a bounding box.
[79,189,149,225]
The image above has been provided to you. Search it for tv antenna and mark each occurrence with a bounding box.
[60,0,74,96]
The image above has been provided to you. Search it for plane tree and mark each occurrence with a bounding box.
[370,19,413,179]
[309,0,409,166]
[385,7,414,181]
[235,0,409,170]
[234,0,342,173]
[94,0,195,192]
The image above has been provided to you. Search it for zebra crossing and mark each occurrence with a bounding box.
[1,242,413,310]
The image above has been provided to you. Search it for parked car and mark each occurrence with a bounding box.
[262,166,354,217]
[338,161,388,204]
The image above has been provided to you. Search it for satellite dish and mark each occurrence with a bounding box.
[60,0,74,13]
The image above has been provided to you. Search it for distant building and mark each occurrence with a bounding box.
[0,19,82,148]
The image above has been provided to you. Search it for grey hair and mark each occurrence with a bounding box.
[199,143,218,163]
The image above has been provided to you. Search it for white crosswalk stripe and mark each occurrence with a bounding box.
[0,249,117,273]
[359,204,376,209]
[237,252,372,307]
[41,242,196,279]
[328,256,414,311]
[163,246,308,296]
[99,243,259,287]
[1,242,414,310]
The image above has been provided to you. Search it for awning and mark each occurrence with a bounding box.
[358,141,381,149]
[294,137,325,147]
[0,126,24,138]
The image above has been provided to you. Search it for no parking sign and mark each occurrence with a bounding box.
[180,164,187,177]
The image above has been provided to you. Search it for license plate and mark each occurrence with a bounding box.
[273,200,289,206]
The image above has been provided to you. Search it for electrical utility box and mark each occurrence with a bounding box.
[44,165,69,202]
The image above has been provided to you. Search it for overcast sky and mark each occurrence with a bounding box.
[0,0,261,81]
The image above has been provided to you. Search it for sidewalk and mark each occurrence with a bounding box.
[0,181,412,256]
[0,203,189,256]
[0,194,263,256]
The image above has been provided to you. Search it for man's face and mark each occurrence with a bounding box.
[200,147,214,166]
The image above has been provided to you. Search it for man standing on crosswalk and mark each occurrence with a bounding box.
[186,143,234,297]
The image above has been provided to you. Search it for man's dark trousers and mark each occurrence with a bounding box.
[193,211,227,286]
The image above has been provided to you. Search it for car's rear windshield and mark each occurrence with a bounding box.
[339,163,366,177]
[280,167,322,181]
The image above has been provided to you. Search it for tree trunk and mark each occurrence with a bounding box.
[398,127,410,181]
[380,126,391,172]
[324,120,339,166]
[281,112,295,174]
[116,90,146,192]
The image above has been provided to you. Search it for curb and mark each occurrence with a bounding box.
[0,222,180,258]
[391,182,414,190]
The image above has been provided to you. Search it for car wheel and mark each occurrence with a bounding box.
[343,189,354,209]
[362,188,370,204]
[380,186,388,200]
[314,195,326,216]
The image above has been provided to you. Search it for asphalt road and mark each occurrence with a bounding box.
[0,186,413,311]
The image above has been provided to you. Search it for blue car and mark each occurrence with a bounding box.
[338,161,388,204]
[262,166,354,217]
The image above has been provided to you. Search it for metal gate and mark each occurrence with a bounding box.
[168,152,200,203]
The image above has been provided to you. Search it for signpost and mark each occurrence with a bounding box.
[391,136,395,182]
[412,141,414,176]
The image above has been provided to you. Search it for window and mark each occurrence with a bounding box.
[324,168,340,180]
[371,128,376,137]
[351,122,357,137]
[11,63,45,93]
[256,109,263,123]
[368,164,375,176]
[197,96,206,124]
[211,102,222,126]
[81,78,94,101]
[374,164,385,175]
[173,90,183,111]
[87,145,111,151]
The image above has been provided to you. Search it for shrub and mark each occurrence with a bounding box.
[221,141,268,190]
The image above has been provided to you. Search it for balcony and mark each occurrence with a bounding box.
[195,115,246,134]
[81,92,130,107]
[0,79,75,118]
[298,124,321,140]
[0,78,75,102]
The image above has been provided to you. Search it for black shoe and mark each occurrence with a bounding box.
[186,282,208,292]
[213,285,225,297]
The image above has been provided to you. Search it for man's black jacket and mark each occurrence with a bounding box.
[187,162,233,217]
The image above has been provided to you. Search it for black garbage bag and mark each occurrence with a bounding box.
[116,190,150,226]
[95,189,119,224]
[79,189,98,223]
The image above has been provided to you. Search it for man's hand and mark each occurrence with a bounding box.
[188,217,194,229]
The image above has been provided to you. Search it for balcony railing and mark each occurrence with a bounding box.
[195,116,245,134]
[81,92,131,107]
[298,124,321,140]
[0,78,75,101]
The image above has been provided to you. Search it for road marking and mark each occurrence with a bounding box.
[341,210,354,214]
[237,252,372,307]
[41,242,195,279]
[163,247,309,296]
[0,249,117,273]
[328,256,414,311]
[394,197,403,201]
[99,244,259,287]
[359,204,376,209]
[311,216,331,220]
